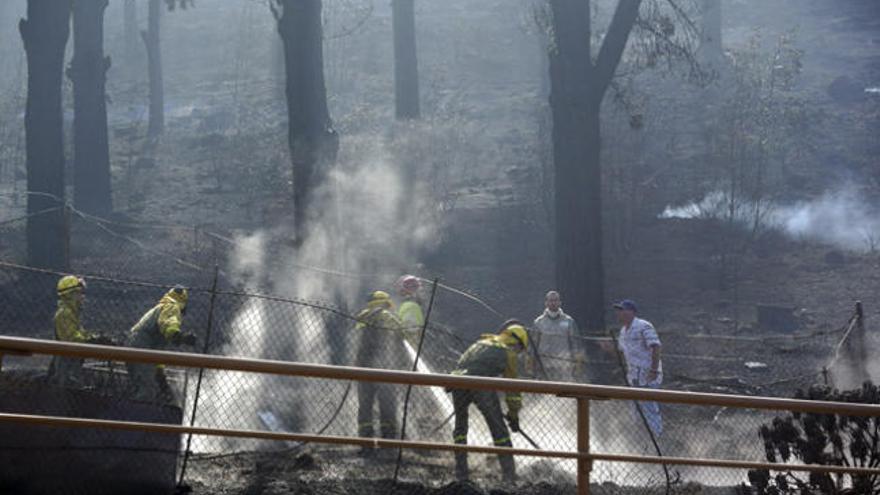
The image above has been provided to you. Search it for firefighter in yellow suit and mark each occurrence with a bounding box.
[51,275,103,386]
[450,321,528,483]
[396,275,424,344]
[126,286,196,402]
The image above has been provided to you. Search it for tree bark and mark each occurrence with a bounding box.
[70,0,113,216]
[699,0,722,68]
[19,0,72,270]
[142,0,163,138]
[275,0,338,244]
[548,0,642,341]
[392,0,419,119]
[549,0,603,335]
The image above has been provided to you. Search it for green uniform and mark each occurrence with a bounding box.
[127,291,185,402]
[398,298,424,344]
[451,334,521,482]
[51,296,95,386]
[355,305,406,438]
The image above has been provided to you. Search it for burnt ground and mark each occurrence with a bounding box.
[183,448,739,495]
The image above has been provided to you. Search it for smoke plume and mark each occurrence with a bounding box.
[661,186,880,252]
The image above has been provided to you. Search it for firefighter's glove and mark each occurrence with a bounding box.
[180,332,197,346]
[505,412,520,433]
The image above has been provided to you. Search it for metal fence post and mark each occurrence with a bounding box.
[577,397,591,495]
[393,277,440,483]
[177,265,220,490]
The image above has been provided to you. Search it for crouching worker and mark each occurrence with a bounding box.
[354,290,407,445]
[450,320,528,483]
[126,286,196,402]
[51,275,113,387]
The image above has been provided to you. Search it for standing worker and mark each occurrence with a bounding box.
[126,286,196,402]
[396,274,424,344]
[613,299,663,436]
[531,290,584,381]
[354,290,407,446]
[450,320,529,483]
[51,275,109,387]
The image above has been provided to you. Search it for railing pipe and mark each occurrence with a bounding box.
[0,411,879,476]
[2,336,880,417]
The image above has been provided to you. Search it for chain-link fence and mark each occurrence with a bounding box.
[1,203,876,494]
[2,258,876,494]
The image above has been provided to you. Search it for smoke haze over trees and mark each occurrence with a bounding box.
[0,0,879,491]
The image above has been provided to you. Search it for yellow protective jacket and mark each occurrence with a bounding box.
[397,298,424,344]
[355,306,408,369]
[129,292,184,350]
[54,297,94,343]
[452,334,522,414]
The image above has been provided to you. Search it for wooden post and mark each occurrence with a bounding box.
[577,397,591,495]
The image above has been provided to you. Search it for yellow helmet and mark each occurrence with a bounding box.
[367,290,392,308]
[504,324,528,350]
[57,275,85,296]
[164,286,189,309]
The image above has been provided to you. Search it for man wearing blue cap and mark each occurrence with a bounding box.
[613,299,663,436]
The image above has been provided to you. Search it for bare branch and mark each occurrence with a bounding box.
[594,0,643,97]
[664,0,698,34]
[269,1,280,23]
[323,0,374,41]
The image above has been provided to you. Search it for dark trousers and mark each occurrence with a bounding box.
[127,363,173,403]
[357,381,398,438]
[451,389,515,481]
[49,356,85,387]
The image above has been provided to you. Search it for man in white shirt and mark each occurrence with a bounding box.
[614,299,663,436]
[531,291,584,381]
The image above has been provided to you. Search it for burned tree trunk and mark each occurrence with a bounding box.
[392,0,419,119]
[142,0,163,138]
[274,0,338,244]
[548,0,641,353]
[19,0,72,270]
[548,0,603,336]
[70,0,113,216]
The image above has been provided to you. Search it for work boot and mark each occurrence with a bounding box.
[499,454,516,484]
[455,452,470,481]
[454,453,469,481]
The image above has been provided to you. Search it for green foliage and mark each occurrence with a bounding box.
[744,382,880,494]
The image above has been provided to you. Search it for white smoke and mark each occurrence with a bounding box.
[660,187,880,252]
[188,129,449,453]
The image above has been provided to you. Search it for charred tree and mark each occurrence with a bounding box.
[272,0,338,244]
[548,0,642,339]
[69,0,112,216]
[392,0,419,119]
[142,0,163,138]
[19,0,72,269]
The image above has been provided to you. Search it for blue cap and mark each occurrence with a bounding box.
[613,299,638,312]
